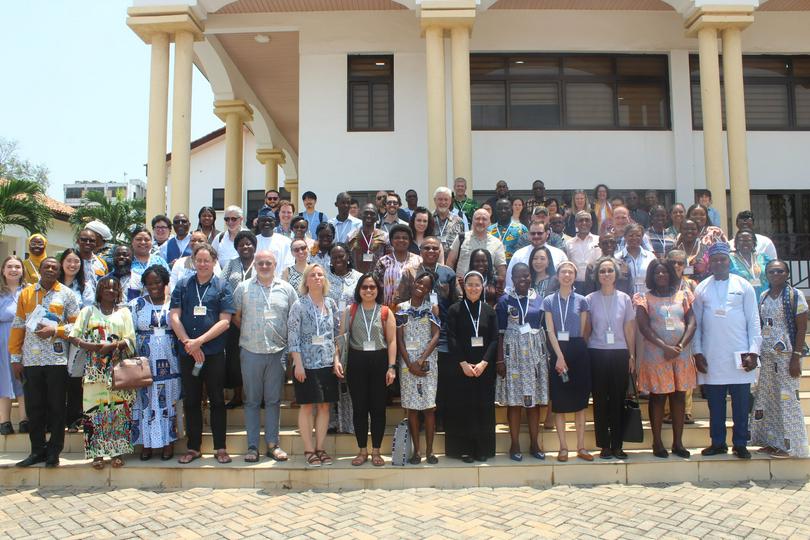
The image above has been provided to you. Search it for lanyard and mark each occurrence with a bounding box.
[516,295,529,326]
[360,229,374,253]
[435,216,449,238]
[464,299,481,338]
[195,280,211,307]
[738,253,760,280]
[651,229,667,252]
[241,260,255,281]
[557,292,571,333]
[360,304,379,342]
[494,224,508,243]
[311,297,329,336]
[258,280,277,311]
[600,292,615,332]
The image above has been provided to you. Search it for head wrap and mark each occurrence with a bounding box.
[23,234,48,285]
[707,241,730,258]
[85,220,112,241]
[463,270,484,284]
[556,260,578,277]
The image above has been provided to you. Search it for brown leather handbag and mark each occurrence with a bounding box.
[111,356,153,390]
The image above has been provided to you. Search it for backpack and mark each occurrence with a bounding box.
[391,419,412,466]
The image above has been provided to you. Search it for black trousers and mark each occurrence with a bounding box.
[179,352,226,451]
[65,376,83,427]
[23,365,67,457]
[589,349,630,450]
[224,323,243,390]
[346,348,388,449]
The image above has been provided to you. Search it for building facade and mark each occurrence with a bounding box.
[63,179,147,207]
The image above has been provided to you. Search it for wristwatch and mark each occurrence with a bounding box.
[388,365,397,370]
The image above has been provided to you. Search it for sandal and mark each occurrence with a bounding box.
[91,458,105,470]
[111,456,125,468]
[178,450,201,464]
[315,449,333,466]
[140,448,153,461]
[305,451,322,467]
[351,451,368,466]
[371,451,385,467]
[557,449,568,462]
[161,444,174,461]
[244,447,260,463]
[409,453,422,465]
[215,449,232,464]
[267,445,288,462]
[426,454,439,465]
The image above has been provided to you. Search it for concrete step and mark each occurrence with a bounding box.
[0,448,807,490]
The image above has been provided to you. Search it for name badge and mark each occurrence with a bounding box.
[153,328,166,336]
[363,253,374,262]
[470,336,484,348]
[312,335,326,346]
[684,266,694,275]
[665,318,676,331]
[519,324,532,335]
[714,309,727,318]
[363,340,376,351]
[52,341,65,355]
[193,306,207,317]
[762,326,771,337]
[606,331,615,345]
[430,293,438,305]
[406,340,419,351]
[557,331,570,342]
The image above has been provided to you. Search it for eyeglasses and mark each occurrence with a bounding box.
[670,260,686,266]
[361,285,378,291]
[224,217,240,222]
[422,246,440,251]
[386,201,399,206]
[529,232,545,236]
[153,225,170,231]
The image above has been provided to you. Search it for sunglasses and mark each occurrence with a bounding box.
[670,260,686,266]
[266,196,279,201]
[361,284,378,291]
[173,219,189,225]
[293,246,308,252]
[224,217,240,222]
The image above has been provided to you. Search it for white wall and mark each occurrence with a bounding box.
[0,220,75,262]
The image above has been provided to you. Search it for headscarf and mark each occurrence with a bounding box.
[706,241,730,258]
[85,220,112,242]
[23,234,48,284]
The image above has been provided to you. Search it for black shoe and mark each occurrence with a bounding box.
[599,448,613,460]
[461,455,474,463]
[672,447,691,459]
[224,400,243,410]
[653,447,669,459]
[733,446,751,459]
[18,420,29,434]
[16,453,46,467]
[613,449,628,459]
[475,455,488,462]
[45,454,60,468]
[701,444,728,456]
[0,421,13,435]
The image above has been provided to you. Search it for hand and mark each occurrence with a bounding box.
[789,355,802,378]
[461,362,476,378]
[184,338,202,355]
[694,353,708,374]
[628,357,635,374]
[294,363,306,383]
[333,361,344,380]
[190,349,205,364]
[662,344,682,360]
[496,362,506,378]
[407,361,425,377]
[555,357,567,375]
[474,361,488,376]
[34,324,56,339]
[742,353,758,372]
[385,367,396,386]
[11,363,23,380]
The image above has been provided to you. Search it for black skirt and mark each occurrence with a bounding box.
[293,367,339,404]
[548,337,591,413]
[443,360,496,458]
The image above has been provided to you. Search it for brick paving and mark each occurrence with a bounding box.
[0,481,809,539]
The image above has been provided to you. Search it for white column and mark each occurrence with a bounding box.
[169,30,194,217]
[146,32,170,221]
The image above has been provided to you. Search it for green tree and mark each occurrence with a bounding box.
[0,178,53,235]
[0,138,49,190]
[69,190,146,245]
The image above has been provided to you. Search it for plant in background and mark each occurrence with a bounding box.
[69,190,146,245]
[0,178,53,235]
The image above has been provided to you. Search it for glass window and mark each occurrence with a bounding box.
[212,189,224,211]
[471,82,506,129]
[794,82,810,128]
[566,83,614,127]
[618,83,668,128]
[509,83,560,129]
[348,55,393,131]
[744,84,789,128]
[564,56,612,77]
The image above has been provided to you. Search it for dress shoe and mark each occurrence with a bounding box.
[461,455,474,463]
[671,447,691,459]
[701,444,728,456]
[613,448,628,460]
[45,454,60,468]
[684,414,695,425]
[653,447,669,459]
[576,449,594,462]
[475,455,488,462]
[599,448,613,460]
[16,453,46,467]
[732,446,751,459]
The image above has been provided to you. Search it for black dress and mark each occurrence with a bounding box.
[444,299,499,459]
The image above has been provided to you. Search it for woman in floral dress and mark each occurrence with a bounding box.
[374,224,421,307]
[68,276,136,469]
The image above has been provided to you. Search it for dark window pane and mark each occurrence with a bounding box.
[617,56,667,77]
[509,83,560,129]
[471,82,506,129]
[691,82,727,129]
[689,55,701,78]
[566,83,614,127]
[350,83,370,129]
[745,84,789,128]
[371,84,390,129]
[618,83,667,128]
[246,190,265,225]
[742,57,788,78]
[564,56,612,77]
[212,189,224,211]
[509,57,559,77]
[795,82,810,128]
[470,56,507,78]
[349,56,392,77]
[793,57,810,77]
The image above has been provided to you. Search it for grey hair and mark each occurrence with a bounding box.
[224,205,243,218]
[433,186,452,198]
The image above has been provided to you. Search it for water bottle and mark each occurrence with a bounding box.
[192,361,203,377]
[560,369,570,383]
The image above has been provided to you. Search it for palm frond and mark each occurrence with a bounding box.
[69,190,146,244]
[0,178,52,235]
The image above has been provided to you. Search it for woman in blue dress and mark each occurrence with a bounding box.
[0,256,26,435]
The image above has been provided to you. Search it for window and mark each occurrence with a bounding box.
[689,55,810,130]
[64,188,83,199]
[470,54,670,130]
[212,189,224,211]
[246,190,265,226]
[348,55,394,131]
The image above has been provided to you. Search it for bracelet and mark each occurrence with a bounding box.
[388,365,396,370]
[791,351,801,357]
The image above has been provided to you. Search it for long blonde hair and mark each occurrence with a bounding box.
[0,256,24,295]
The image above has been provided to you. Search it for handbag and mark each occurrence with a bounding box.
[622,374,644,443]
[111,354,153,391]
[391,418,412,467]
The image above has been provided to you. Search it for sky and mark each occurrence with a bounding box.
[1,0,222,201]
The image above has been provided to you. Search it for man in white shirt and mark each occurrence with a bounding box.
[328,191,361,243]
[255,207,293,274]
[565,211,600,291]
[446,208,507,284]
[212,205,248,263]
[729,210,777,259]
[160,213,193,267]
[505,221,567,290]
[693,242,762,460]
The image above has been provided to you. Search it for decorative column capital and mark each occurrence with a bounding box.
[256,148,286,166]
[684,6,754,37]
[214,100,254,123]
[420,0,476,36]
[127,5,204,44]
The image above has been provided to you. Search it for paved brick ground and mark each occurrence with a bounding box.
[0,481,809,539]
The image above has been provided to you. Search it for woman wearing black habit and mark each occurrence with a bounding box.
[444,270,499,462]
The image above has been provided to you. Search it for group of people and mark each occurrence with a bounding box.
[0,177,806,470]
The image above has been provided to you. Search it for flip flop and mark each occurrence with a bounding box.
[178,450,201,465]
[215,450,232,464]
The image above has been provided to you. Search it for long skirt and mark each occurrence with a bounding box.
[82,362,135,459]
[548,337,591,413]
[443,361,496,458]
[496,326,548,407]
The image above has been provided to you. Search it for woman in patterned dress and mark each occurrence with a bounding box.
[129,265,181,461]
[675,219,709,283]
[496,263,548,462]
[309,222,335,268]
[68,277,136,469]
[730,229,770,299]
[750,259,809,458]
[373,224,421,307]
[635,259,696,459]
[396,271,440,464]
[283,238,310,296]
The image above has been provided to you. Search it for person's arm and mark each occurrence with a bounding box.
[742,281,762,370]
[423,305,441,359]
[384,309,397,385]
[691,285,707,372]
[445,236,460,271]
[623,317,636,373]
[545,310,566,375]
[287,302,306,382]
[680,307,697,349]
[791,308,808,378]
[231,282,243,328]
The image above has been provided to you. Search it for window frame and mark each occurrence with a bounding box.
[347,54,395,132]
[470,53,672,131]
[212,189,224,211]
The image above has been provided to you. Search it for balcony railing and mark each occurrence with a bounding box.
[773,233,810,289]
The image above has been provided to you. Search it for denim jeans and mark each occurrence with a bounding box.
[703,383,751,447]
[240,349,286,450]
